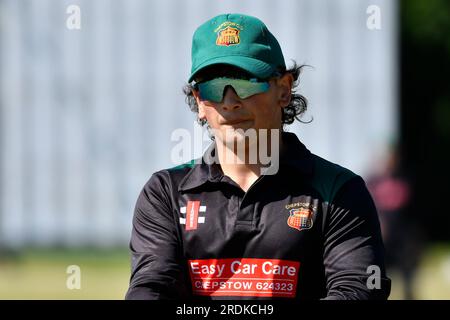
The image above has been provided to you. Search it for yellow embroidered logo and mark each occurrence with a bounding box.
[216,26,240,46]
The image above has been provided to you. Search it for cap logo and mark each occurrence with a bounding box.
[216,26,240,46]
[215,22,243,47]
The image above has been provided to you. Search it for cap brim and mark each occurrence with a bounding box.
[188,55,276,83]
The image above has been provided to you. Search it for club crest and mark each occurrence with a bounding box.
[287,207,314,231]
[216,26,240,46]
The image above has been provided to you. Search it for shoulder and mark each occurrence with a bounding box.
[142,159,199,193]
[135,160,200,213]
[310,153,360,204]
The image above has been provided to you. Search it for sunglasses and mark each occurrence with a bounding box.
[194,77,270,103]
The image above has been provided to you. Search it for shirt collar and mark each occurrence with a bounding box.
[178,132,313,192]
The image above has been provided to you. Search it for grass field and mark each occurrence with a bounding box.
[0,249,130,299]
[1,245,449,299]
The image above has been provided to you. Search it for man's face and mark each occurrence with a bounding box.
[192,67,293,145]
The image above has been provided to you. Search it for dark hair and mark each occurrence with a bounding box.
[182,61,311,128]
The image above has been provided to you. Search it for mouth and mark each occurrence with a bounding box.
[221,119,253,126]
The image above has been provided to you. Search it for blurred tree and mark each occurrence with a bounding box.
[401,0,450,241]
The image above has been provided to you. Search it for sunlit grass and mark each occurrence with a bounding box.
[380,243,450,300]
[1,245,449,299]
[0,248,130,299]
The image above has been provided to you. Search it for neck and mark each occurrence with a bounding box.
[216,129,282,192]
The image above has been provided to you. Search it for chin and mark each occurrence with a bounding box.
[215,127,259,147]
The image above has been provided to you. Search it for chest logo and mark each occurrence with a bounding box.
[287,207,314,231]
[179,201,206,231]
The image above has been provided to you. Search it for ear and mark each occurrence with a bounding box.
[277,73,293,108]
[192,89,207,120]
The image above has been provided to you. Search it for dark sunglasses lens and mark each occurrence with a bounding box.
[197,78,269,102]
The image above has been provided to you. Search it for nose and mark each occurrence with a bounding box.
[221,86,242,111]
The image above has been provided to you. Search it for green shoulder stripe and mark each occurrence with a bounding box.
[310,154,357,204]
[167,159,197,171]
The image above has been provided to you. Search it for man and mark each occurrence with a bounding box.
[125,13,391,300]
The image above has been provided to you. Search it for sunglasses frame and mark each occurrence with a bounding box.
[193,77,271,103]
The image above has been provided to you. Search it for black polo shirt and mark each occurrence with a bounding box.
[125,132,391,300]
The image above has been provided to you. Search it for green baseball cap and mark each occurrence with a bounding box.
[188,13,286,83]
